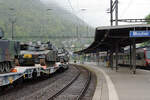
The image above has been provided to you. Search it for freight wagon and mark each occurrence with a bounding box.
[0,41,68,89]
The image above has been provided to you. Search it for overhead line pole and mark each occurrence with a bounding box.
[110,0,113,26]
[109,0,119,71]
[11,20,15,40]
[110,0,118,26]
[115,0,118,26]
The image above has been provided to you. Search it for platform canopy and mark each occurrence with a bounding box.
[75,24,150,54]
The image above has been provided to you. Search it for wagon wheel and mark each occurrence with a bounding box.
[32,69,38,80]
[0,86,5,93]
[0,64,5,73]
[13,76,24,88]
[4,63,10,72]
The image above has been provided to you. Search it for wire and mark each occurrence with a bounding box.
[66,0,80,38]
[67,0,75,12]
[120,0,133,18]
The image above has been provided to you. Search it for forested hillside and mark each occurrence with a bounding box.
[0,0,94,47]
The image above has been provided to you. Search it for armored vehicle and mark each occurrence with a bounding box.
[58,48,69,63]
[16,41,58,68]
[57,48,69,70]
[0,28,20,73]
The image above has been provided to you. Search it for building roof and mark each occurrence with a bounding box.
[75,24,150,54]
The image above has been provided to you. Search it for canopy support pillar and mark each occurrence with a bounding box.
[109,51,114,70]
[132,39,136,74]
[115,43,119,71]
[130,44,132,70]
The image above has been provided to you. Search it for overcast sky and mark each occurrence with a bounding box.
[42,0,150,27]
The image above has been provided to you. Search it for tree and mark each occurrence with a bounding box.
[145,14,150,24]
[140,14,150,46]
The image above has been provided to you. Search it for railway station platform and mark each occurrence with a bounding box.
[78,62,150,100]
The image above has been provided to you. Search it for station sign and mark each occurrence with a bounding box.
[130,31,150,37]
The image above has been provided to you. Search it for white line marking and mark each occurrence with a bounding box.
[93,66,119,100]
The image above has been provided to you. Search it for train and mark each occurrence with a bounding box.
[0,30,69,89]
[99,47,150,68]
[118,47,150,68]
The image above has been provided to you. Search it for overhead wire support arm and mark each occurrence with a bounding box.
[113,19,150,23]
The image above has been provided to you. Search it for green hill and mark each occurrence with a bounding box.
[0,0,94,48]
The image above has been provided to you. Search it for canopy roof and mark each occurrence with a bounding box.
[75,24,150,54]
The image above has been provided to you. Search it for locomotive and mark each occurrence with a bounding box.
[0,28,20,73]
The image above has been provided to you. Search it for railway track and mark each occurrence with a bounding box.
[76,70,91,100]
[48,65,91,100]
[0,65,95,100]
[48,67,81,100]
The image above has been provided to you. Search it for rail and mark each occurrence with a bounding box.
[48,65,91,100]
[77,71,91,100]
[48,66,81,100]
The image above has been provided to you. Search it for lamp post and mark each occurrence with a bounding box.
[76,9,87,38]
[9,8,16,40]
[81,9,89,38]
[45,8,52,35]
[77,8,88,49]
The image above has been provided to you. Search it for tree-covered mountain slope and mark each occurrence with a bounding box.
[0,0,94,48]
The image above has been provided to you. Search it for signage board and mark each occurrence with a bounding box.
[130,31,150,37]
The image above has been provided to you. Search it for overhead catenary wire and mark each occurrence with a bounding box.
[66,0,92,51]
[67,0,75,12]
[66,0,82,42]
[120,0,133,18]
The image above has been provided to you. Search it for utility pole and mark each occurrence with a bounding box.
[76,25,79,39]
[115,0,118,26]
[110,0,113,26]
[109,0,118,26]
[11,20,15,40]
[87,25,88,38]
